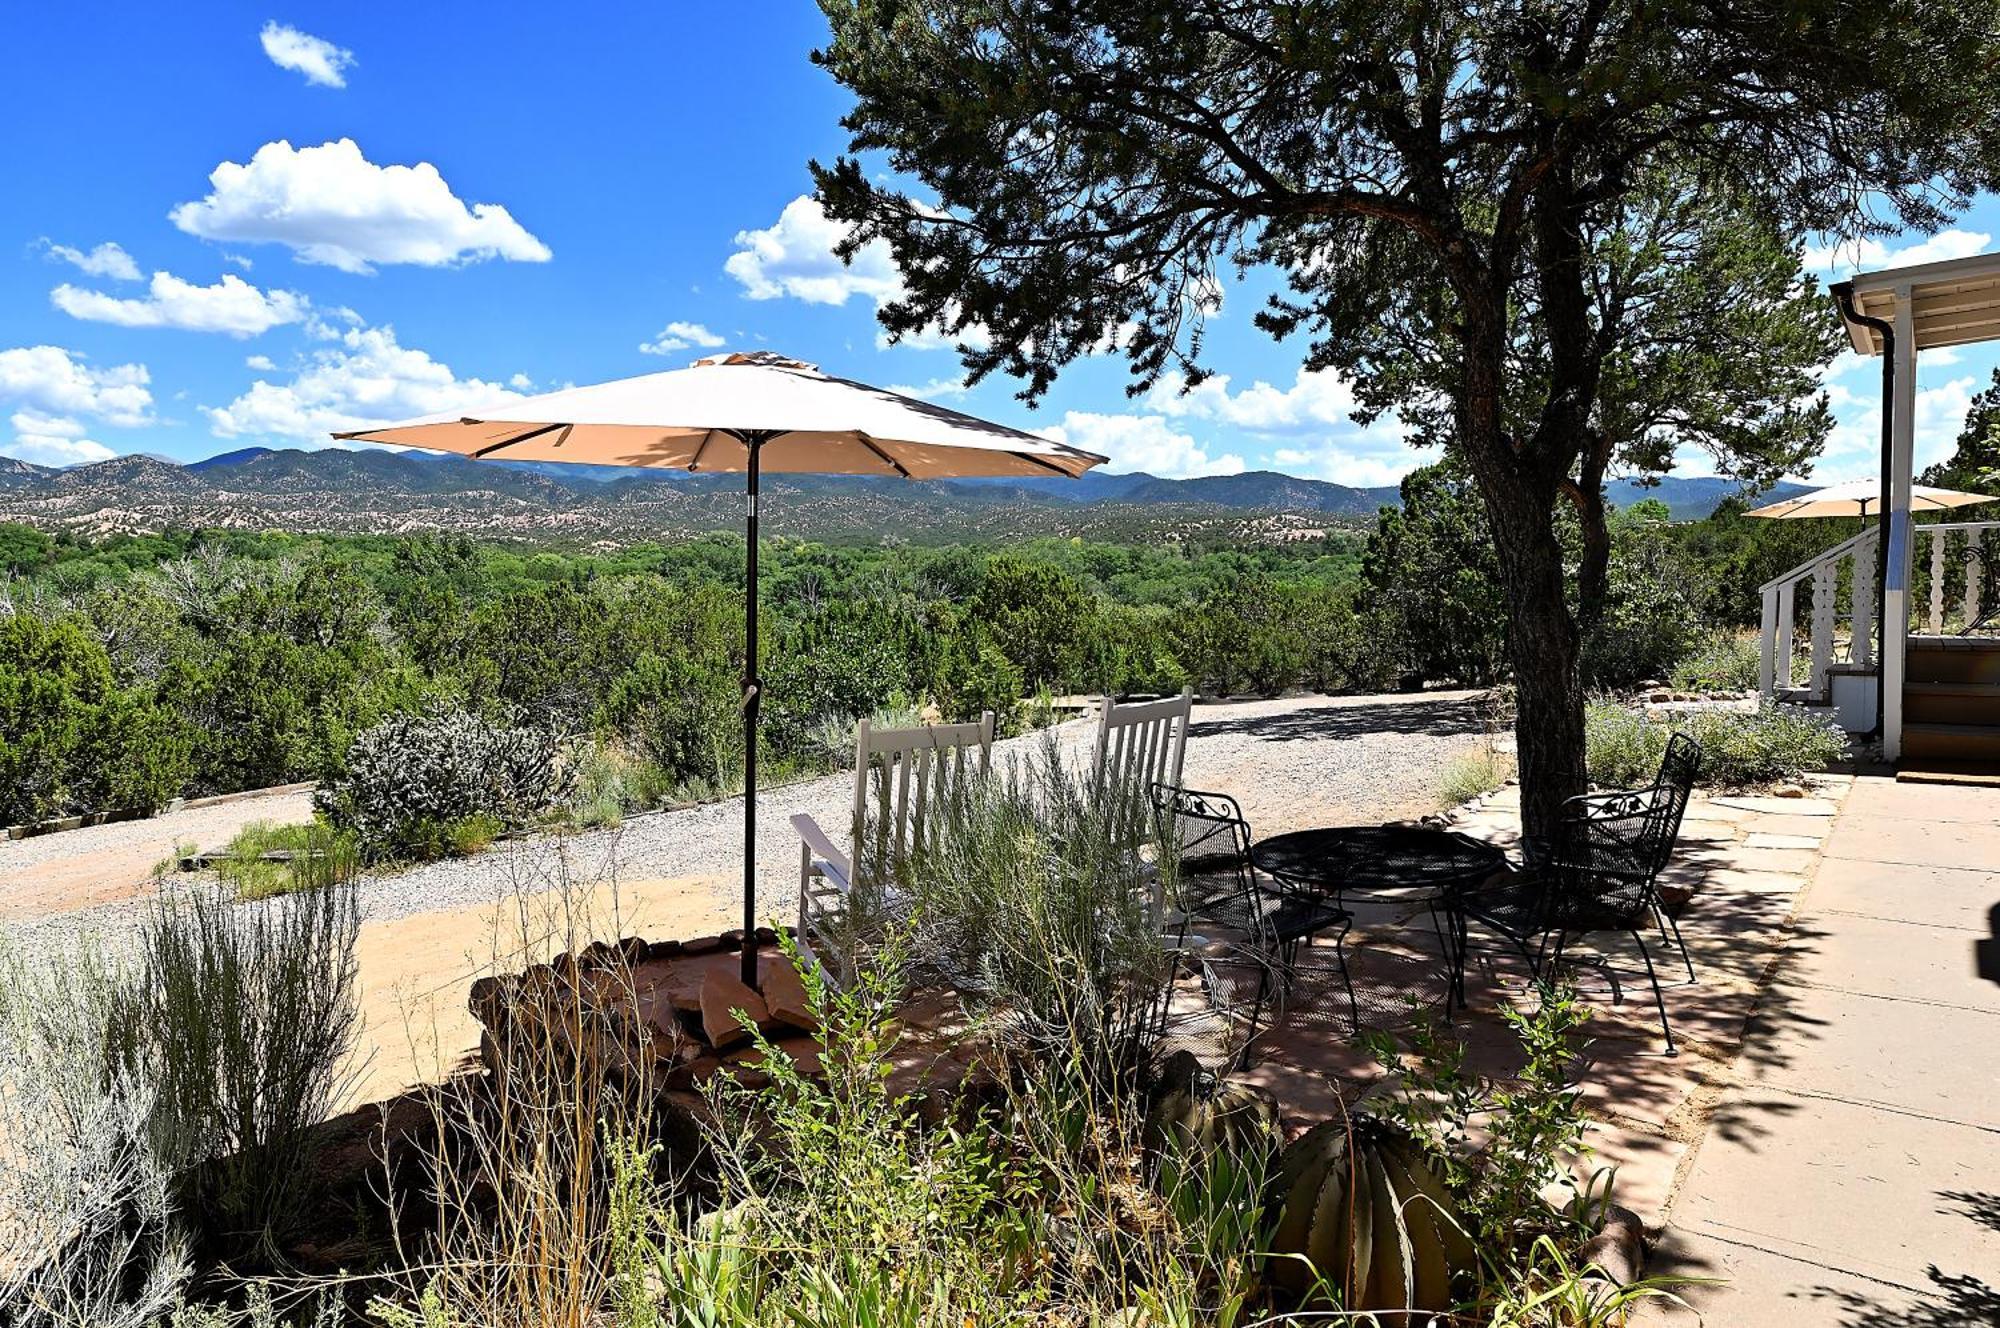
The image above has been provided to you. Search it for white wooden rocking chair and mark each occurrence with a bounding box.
[792,711,996,963]
[1090,688,1194,848]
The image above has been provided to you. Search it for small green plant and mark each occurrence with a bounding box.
[1361,984,1595,1253]
[214,819,359,901]
[563,736,674,829]
[1438,741,1512,808]
[1586,699,1846,789]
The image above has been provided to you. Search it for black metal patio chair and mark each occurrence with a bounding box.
[1460,733,1703,1054]
[1149,783,1356,1037]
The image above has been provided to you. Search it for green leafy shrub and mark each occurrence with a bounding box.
[1585,699,1846,789]
[1669,631,1762,692]
[598,648,741,793]
[315,707,565,860]
[926,620,1023,728]
[563,736,674,828]
[0,614,191,823]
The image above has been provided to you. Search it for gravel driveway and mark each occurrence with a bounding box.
[2,689,1494,954]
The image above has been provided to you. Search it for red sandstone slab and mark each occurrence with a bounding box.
[700,969,770,1050]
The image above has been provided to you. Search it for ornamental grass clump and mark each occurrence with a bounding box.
[887,733,1174,1084]
[108,880,363,1266]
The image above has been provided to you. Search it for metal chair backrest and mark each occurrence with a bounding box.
[1644,732,1702,876]
[1148,782,1263,942]
[851,711,995,886]
[1095,689,1193,845]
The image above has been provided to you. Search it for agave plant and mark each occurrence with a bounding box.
[1266,1114,1477,1316]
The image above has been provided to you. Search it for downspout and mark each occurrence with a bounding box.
[1831,281,1895,738]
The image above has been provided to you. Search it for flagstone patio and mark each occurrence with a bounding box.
[1241,773,1859,1246]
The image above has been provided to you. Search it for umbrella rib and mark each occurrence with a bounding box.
[1009,449,1082,478]
[854,432,913,479]
[687,429,717,472]
[469,421,571,459]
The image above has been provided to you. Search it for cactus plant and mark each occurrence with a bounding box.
[1266,1115,1476,1315]
[1143,1072,1282,1164]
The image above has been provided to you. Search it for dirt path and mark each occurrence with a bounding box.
[0,789,316,923]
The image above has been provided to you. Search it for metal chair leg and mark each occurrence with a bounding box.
[1331,916,1359,1035]
[1660,903,1696,984]
[1630,930,1677,1056]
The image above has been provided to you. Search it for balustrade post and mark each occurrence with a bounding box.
[1851,534,1876,669]
[1810,559,1835,696]
[1966,527,1984,628]
[1759,584,1779,697]
[1776,581,1796,689]
[1928,528,1946,634]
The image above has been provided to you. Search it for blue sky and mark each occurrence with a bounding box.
[2,5,1996,489]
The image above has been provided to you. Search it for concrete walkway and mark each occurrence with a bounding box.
[1651,775,2000,1325]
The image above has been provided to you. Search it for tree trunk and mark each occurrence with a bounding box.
[1487,488,1589,845]
[1570,443,1612,632]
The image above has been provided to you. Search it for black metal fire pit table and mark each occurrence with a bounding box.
[1250,824,1510,1016]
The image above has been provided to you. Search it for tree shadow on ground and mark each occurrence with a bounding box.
[1808,1191,2000,1327]
[1191,694,1490,744]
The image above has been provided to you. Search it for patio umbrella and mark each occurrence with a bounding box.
[334,351,1106,983]
[1745,478,1995,519]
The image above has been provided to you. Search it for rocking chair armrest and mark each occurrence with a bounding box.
[790,813,853,888]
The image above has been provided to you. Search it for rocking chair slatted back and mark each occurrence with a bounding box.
[1093,689,1193,845]
[851,712,996,884]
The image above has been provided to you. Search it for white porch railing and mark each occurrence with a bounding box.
[1759,519,2000,703]
[1913,520,2000,636]
[1758,527,1878,701]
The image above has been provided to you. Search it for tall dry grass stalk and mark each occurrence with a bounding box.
[371,842,687,1328]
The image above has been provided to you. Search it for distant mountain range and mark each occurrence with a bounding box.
[0,447,1810,544]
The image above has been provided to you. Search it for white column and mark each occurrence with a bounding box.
[1882,286,1917,761]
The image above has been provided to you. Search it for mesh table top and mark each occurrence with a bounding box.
[1251,824,1508,898]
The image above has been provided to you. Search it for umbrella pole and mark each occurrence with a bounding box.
[741,436,764,987]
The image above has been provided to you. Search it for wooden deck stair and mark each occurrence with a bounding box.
[1899,638,2000,782]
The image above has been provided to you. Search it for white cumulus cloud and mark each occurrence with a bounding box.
[1814,368,1980,482]
[1805,228,1993,277]
[52,271,309,337]
[724,194,991,352]
[1143,365,1423,485]
[726,196,903,306]
[206,323,524,441]
[0,345,153,427]
[1041,411,1244,479]
[5,409,114,467]
[171,139,552,274]
[39,239,141,281]
[245,354,277,371]
[638,320,726,356]
[259,21,356,88]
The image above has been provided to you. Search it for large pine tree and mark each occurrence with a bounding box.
[810,0,2000,837]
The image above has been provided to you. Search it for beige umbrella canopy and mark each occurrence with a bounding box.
[1745,478,1996,519]
[336,351,1107,982]
[335,350,1101,479]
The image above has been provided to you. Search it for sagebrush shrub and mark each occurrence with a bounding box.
[106,882,362,1265]
[315,706,565,859]
[1585,699,1846,788]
